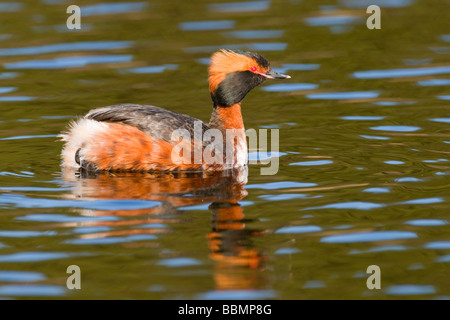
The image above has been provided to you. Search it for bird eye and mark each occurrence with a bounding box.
[250,66,257,72]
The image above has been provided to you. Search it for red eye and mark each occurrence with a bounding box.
[250,66,257,72]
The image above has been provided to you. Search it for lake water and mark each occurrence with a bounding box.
[0,0,449,299]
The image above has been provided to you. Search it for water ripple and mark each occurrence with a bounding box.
[275,248,301,255]
[349,245,407,254]
[395,177,423,182]
[398,197,444,205]
[179,20,235,31]
[0,284,66,297]
[306,91,379,100]
[385,160,404,165]
[275,225,322,234]
[208,1,271,13]
[0,230,56,237]
[363,187,390,193]
[385,285,436,296]
[341,116,385,120]
[261,83,318,92]
[157,257,201,267]
[425,241,450,249]
[303,280,326,289]
[0,41,134,56]
[290,160,333,166]
[4,55,133,69]
[0,252,69,263]
[81,2,148,16]
[16,214,117,223]
[304,201,384,211]
[0,271,46,282]
[65,234,157,245]
[184,43,287,53]
[121,64,178,74]
[417,79,450,86]
[0,134,56,140]
[197,289,276,300]
[222,30,283,39]
[1,194,160,210]
[360,135,390,140]
[0,2,23,12]
[0,96,35,102]
[320,231,418,243]
[404,219,448,226]
[430,118,450,123]
[245,181,317,189]
[0,72,20,79]
[370,125,421,132]
[353,66,450,79]
[339,0,413,8]
[305,15,362,27]
[0,87,16,94]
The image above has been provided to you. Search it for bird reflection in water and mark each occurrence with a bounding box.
[61,166,266,291]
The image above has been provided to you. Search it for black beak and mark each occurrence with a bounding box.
[263,69,291,79]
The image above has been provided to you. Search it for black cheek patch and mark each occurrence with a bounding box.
[212,71,266,107]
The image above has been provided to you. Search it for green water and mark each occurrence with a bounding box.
[0,0,449,299]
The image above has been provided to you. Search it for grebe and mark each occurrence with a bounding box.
[60,49,290,172]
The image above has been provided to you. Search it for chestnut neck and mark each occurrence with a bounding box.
[209,103,244,131]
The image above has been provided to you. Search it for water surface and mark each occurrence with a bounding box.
[0,0,449,299]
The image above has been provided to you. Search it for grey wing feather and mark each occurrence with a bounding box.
[85,103,210,143]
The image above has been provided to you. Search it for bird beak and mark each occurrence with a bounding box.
[263,69,291,79]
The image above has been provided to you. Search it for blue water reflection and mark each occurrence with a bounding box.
[363,187,390,193]
[417,79,450,86]
[81,2,148,16]
[0,2,23,12]
[208,1,271,13]
[0,230,56,237]
[290,160,333,166]
[0,271,46,282]
[0,252,69,262]
[121,64,178,74]
[261,83,318,92]
[303,280,326,289]
[222,30,284,39]
[275,225,322,234]
[184,43,287,53]
[353,66,450,79]
[320,231,418,243]
[304,201,384,210]
[4,55,133,69]
[405,219,448,226]
[157,257,201,267]
[339,0,414,8]
[0,41,134,56]
[275,248,301,255]
[306,91,379,99]
[425,241,450,249]
[305,15,362,27]
[370,125,420,132]
[0,285,66,297]
[341,116,385,120]
[245,181,317,189]
[179,20,235,31]
[65,234,157,245]
[197,289,277,300]
[1,194,160,210]
[0,96,35,102]
[360,135,390,140]
[0,87,16,94]
[385,285,436,296]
